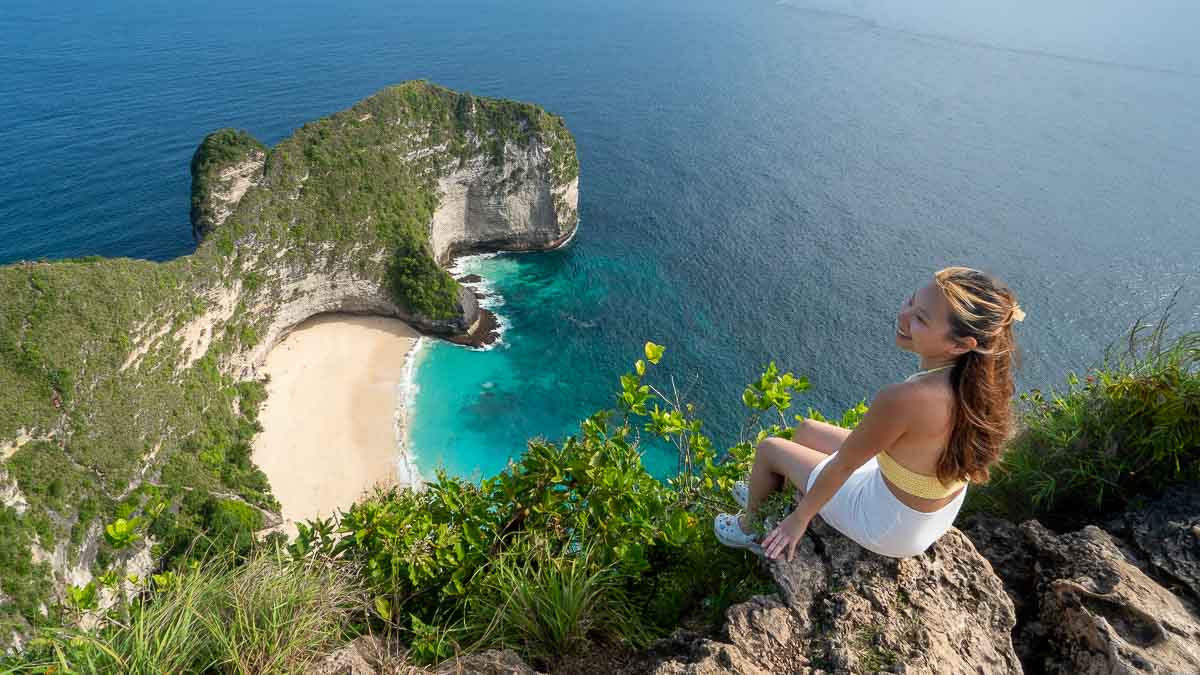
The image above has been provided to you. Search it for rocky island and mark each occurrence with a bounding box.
[0,81,579,644]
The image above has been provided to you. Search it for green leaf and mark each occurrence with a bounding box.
[374,596,392,621]
[644,341,666,364]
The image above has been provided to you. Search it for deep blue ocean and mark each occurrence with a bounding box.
[4,0,1199,481]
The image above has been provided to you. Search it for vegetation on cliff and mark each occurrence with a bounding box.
[0,257,272,633]
[189,129,266,234]
[4,297,1197,671]
[5,344,795,672]
[0,81,579,639]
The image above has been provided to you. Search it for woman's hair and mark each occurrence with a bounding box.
[932,266,1022,485]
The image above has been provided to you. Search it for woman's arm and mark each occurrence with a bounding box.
[763,384,911,560]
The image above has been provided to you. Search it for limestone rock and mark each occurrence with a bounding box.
[192,149,265,239]
[960,514,1043,671]
[651,638,773,675]
[1023,521,1200,674]
[435,649,541,675]
[310,636,379,675]
[959,515,1036,615]
[652,522,1020,674]
[1120,484,1200,604]
[429,149,578,265]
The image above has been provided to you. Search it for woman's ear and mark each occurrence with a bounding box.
[953,335,978,355]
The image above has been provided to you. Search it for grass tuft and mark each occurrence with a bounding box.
[460,535,652,668]
[6,553,365,674]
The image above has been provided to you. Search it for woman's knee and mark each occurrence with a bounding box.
[754,436,789,465]
[754,436,811,476]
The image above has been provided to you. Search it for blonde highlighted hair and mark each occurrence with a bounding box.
[932,266,1023,484]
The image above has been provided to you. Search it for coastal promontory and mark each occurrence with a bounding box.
[0,81,579,642]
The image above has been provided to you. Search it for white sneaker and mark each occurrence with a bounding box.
[732,480,750,509]
[731,482,780,532]
[714,513,763,555]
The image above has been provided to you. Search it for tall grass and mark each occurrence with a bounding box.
[968,289,1200,527]
[4,553,365,674]
[459,535,653,667]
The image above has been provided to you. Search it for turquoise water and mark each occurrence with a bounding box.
[410,251,681,481]
[3,0,1199,483]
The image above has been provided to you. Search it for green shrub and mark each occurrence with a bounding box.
[386,228,461,320]
[0,506,54,633]
[148,493,265,569]
[968,295,1200,527]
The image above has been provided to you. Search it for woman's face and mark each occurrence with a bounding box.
[896,280,973,358]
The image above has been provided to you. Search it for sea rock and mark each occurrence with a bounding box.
[652,521,1021,674]
[1023,521,1200,674]
[444,307,501,349]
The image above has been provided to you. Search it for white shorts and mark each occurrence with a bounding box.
[805,452,966,558]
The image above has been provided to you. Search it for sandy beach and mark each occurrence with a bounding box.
[252,313,421,534]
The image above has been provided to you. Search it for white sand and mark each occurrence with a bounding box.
[253,314,420,534]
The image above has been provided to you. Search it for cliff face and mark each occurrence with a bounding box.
[0,81,578,643]
[429,146,579,264]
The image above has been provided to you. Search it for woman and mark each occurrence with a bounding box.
[714,266,1024,561]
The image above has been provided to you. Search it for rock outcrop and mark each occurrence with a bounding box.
[1111,484,1200,605]
[435,649,541,675]
[307,637,539,675]
[189,129,267,240]
[1024,522,1200,674]
[309,635,386,675]
[652,522,1021,674]
[963,484,1200,675]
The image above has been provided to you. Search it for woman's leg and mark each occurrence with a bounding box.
[741,436,830,532]
[791,418,852,456]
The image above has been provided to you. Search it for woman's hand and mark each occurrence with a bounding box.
[763,511,810,561]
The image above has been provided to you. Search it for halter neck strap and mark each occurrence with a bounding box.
[905,364,955,382]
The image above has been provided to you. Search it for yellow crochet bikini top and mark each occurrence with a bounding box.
[877,365,968,500]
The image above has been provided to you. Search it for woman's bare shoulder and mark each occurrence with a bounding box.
[870,382,931,418]
[889,378,955,432]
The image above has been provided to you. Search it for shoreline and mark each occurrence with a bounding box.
[252,313,423,535]
[253,243,569,531]
[444,218,577,352]
[394,335,425,489]
[448,252,512,352]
